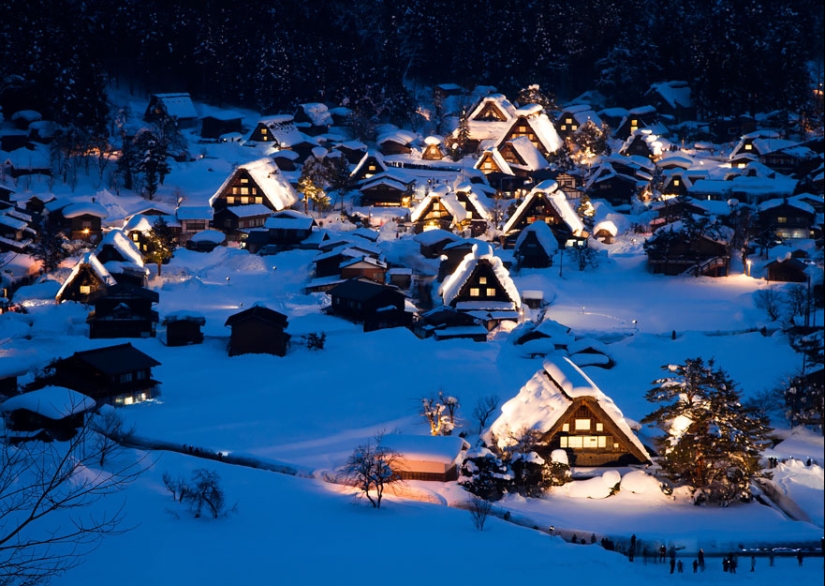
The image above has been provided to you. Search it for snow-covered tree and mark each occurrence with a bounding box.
[421,391,459,436]
[458,446,511,501]
[134,129,170,200]
[32,214,68,273]
[643,358,772,504]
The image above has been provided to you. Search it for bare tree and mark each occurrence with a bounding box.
[473,394,500,433]
[786,284,808,324]
[467,495,493,531]
[0,414,146,585]
[341,433,401,509]
[754,288,783,321]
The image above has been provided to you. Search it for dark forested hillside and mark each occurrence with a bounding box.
[1,0,822,133]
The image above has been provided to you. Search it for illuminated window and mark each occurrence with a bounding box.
[241,197,249,204]
[226,196,235,204]
[566,118,573,124]
[470,288,480,297]
[241,187,249,195]
[567,436,583,448]
[575,418,591,431]
[79,285,91,295]
[261,128,268,135]
[560,436,568,448]
[486,288,496,297]
[241,178,249,184]
[571,125,578,131]
[124,396,134,405]
[562,423,569,432]
[777,216,787,224]
[673,179,680,186]
[132,233,139,241]
[560,125,567,131]
[744,144,752,151]
[368,165,376,171]
[613,442,620,449]
[479,277,487,285]
[255,197,263,204]
[596,422,604,432]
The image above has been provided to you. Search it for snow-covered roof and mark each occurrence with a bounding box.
[177,206,214,221]
[376,129,417,146]
[758,197,815,215]
[297,103,333,127]
[468,94,517,121]
[55,252,116,300]
[381,434,466,465]
[190,229,226,244]
[487,357,647,458]
[507,136,550,170]
[209,158,298,211]
[647,81,693,109]
[97,229,144,266]
[502,181,583,235]
[1,386,96,419]
[474,147,514,176]
[264,214,314,230]
[559,105,603,128]
[439,243,520,310]
[506,111,563,155]
[151,93,198,120]
[0,211,28,231]
[514,218,559,254]
[593,220,618,237]
[123,214,159,234]
[410,187,467,225]
[223,204,273,218]
[62,201,108,219]
[412,228,462,246]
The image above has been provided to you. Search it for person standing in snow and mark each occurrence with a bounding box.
[698,548,705,571]
[796,550,803,566]
[669,557,676,574]
[677,560,683,573]
[692,559,699,573]
[751,555,756,572]
[659,544,667,562]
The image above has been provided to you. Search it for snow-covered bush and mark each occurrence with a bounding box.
[458,446,512,501]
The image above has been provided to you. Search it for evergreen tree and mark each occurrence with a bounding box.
[145,217,176,277]
[32,214,68,273]
[510,452,550,497]
[576,194,596,230]
[516,84,558,113]
[458,446,511,501]
[643,358,771,504]
[134,129,170,200]
[571,120,609,158]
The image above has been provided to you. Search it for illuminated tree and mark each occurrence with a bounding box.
[145,217,176,277]
[642,358,771,504]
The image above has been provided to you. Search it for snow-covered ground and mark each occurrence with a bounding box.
[1,101,823,585]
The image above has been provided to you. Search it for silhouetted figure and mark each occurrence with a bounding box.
[797,551,803,566]
[751,555,756,572]
[677,560,683,573]
[698,548,705,571]
[659,544,667,562]
[670,558,676,574]
[572,534,578,544]
[730,555,737,574]
[723,557,729,573]
[692,559,699,573]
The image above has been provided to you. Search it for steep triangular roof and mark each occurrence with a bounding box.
[439,243,520,309]
[208,158,298,211]
[502,180,584,235]
[487,357,649,463]
[497,106,563,156]
[55,252,117,302]
[96,229,144,266]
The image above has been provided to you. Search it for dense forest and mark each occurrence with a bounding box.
[1,0,823,136]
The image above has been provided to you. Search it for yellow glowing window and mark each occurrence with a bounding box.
[673,179,680,186]
[575,418,591,431]
[479,277,487,285]
[80,285,91,295]
[255,197,263,204]
[241,178,249,184]
[571,125,578,131]
[470,288,480,297]
[560,125,567,131]
[226,196,235,204]
[241,187,249,195]
[562,423,569,432]
[566,118,573,124]
[744,144,752,150]
[486,288,496,296]
[596,423,604,432]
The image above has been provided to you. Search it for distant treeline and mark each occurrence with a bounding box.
[1,0,822,134]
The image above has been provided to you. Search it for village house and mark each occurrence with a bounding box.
[48,343,162,406]
[245,209,317,254]
[293,102,333,136]
[382,435,468,482]
[0,207,35,253]
[421,136,447,160]
[144,93,198,128]
[376,129,416,156]
[513,219,559,269]
[358,173,415,208]
[212,204,273,242]
[439,243,521,328]
[410,186,470,235]
[225,304,291,357]
[176,205,214,246]
[487,357,651,467]
[614,105,668,140]
[161,311,206,346]
[200,111,244,140]
[555,104,604,141]
[495,104,564,158]
[55,252,117,304]
[208,158,298,214]
[765,255,810,283]
[758,197,816,241]
[412,305,489,342]
[502,180,585,246]
[350,150,389,183]
[643,81,694,123]
[1,386,97,442]
[646,222,731,277]
[61,201,108,242]
[87,282,159,339]
[326,278,410,331]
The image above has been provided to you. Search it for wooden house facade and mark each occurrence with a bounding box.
[51,343,161,406]
[496,106,563,158]
[327,278,410,331]
[208,158,297,213]
[514,221,558,268]
[350,152,388,183]
[646,232,730,277]
[765,257,809,283]
[144,93,198,128]
[488,358,650,467]
[87,283,159,339]
[225,305,290,357]
[62,201,107,242]
[758,200,816,241]
[1,386,96,441]
[359,175,414,208]
[200,112,244,140]
[162,312,206,346]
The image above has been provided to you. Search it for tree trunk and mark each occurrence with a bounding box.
[156,261,162,277]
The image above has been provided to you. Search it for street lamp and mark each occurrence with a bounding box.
[746,258,752,277]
